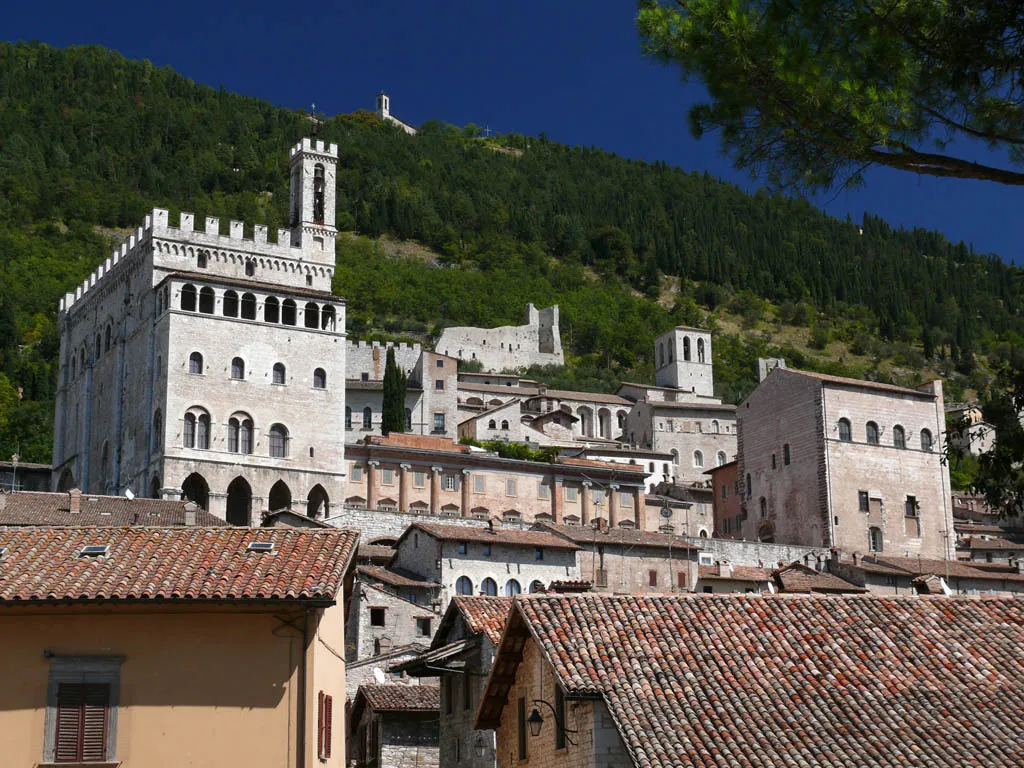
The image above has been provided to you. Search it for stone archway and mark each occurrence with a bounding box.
[181,473,210,511]
[226,476,252,526]
[149,475,162,499]
[268,480,292,513]
[307,484,330,519]
[56,468,75,492]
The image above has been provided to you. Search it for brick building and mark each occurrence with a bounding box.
[476,593,1024,767]
[738,368,953,558]
[706,460,741,537]
[349,684,440,768]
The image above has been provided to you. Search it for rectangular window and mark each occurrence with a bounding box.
[45,656,122,765]
[463,674,472,712]
[721,484,727,500]
[458,541,468,555]
[351,465,363,483]
[596,568,608,587]
[555,686,566,750]
[444,474,458,492]
[905,496,918,517]
[535,548,544,561]
[858,490,869,513]
[446,677,455,715]
[771,454,777,469]
[474,476,486,493]
[564,486,578,502]
[593,489,605,505]
[433,413,446,433]
[416,617,432,637]
[649,570,658,587]
[482,544,492,557]
[620,491,633,507]
[317,691,333,760]
[435,380,445,390]
[414,471,426,488]
[370,608,386,627]
[677,571,687,588]
[436,359,444,368]
[538,483,549,500]
[506,478,517,496]
[381,468,394,485]
[517,697,527,760]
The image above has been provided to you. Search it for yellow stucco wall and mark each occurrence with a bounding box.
[0,601,347,768]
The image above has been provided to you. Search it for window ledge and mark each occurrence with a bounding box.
[38,763,121,768]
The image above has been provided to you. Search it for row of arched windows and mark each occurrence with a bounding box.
[188,352,327,388]
[69,323,117,384]
[454,576,542,597]
[488,419,510,430]
[179,284,337,330]
[178,406,291,457]
[657,337,707,367]
[837,418,933,451]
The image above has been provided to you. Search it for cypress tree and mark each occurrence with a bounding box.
[381,347,407,435]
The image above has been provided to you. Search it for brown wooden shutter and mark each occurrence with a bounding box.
[55,682,108,763]
[317,691,325,760]
[324,694,333,758]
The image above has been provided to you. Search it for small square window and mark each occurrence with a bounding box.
[506,478,517,496]
[416,617,432,637]
[370,608,386,627]
[435,380,445,391]
[458,542,468,555]
[413,472,426,488]
[474,476,485,493]
[538,483,549,500]
[535,548,544,561]
[482,544,492,556]
[436,359,443,368]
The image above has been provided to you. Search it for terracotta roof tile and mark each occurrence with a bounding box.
[772,564,866,593]
[405,522,580,550]
[781,367,936,397]
[536,522,698,551]
[357,684,440,712]
[480,594,1024,767]
[961,535,1023,550]
[0,527,359,604]
[0,491,229,527]
[356,565,440,589]
[452,596,513,646]
[698,564,770,582]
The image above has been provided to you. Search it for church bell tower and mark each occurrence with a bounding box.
[288,138,338,260]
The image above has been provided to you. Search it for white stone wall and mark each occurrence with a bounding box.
[436,304,563,372]
[654,326,714,395]
[460,400,524,443]
[345,580,437,662]
[626,403,738,484]
[347,341,423,381]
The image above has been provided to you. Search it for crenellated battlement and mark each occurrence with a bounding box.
[290,137,338,160]
[59,215,154,314]
[151,207,296,250]
[348,340,422,352]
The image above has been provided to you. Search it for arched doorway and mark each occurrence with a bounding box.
[268,480,292,513]
[307,484,330,519]
[181,473,210,510]
[149,475,162,499]
[226,476,252,526]
[56,468,75,492]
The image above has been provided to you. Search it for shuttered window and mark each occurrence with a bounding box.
[55,683,109,763]
[317,691,333,760]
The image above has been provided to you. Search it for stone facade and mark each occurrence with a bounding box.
[738,368,953,558]
[623,400,737,484]
[437,304,563,372]
[654,326,713,394]
[707,460,741,537]
[345,580,439,663]
[52,139,346,524]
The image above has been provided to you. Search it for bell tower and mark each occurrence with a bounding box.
[288,138,338,261]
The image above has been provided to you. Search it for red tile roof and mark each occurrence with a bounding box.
[781,367,936,397]
[403,522,580,550]
[698,564,770,582]
[479,594,1024,767]
[772,564,865,593]
[452,596,513,646]
[536,522,698,551]
[356,565,440,589]
[0,491,229,527]
[961,535,1022,550]
[356,684,440,712]
[0,527,359,604]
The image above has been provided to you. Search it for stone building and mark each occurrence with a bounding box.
[345,579,439,667]
[0,460,50,492]
[476,594,1024,768]
[375,92,418,135]
[389,521,580,605]
[343,434,650,528]
[346,342,459,440]
[947,404,995,456]
[396,596,513,768]
[349,684,439,768]
[829,552,1024,596]
[738,368,954,558]
[437,304,563,372]
[706,460,741,537]
[51,138,347,524]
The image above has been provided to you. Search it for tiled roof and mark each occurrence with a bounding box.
[0,527,359,604]
[961,535,1022,550]
[356,565,440,589]
[357,544,396,562]
[404,522,580,550]
[780,367,936,398]
[536,522,698,551]
[452,596,513,646]
[0,491,229,527]
[772,564,866,593]
[847,554,1024,583]
[698,564,770,582]
[357,684,440,712]
[478,594,1024,767]
[538,389,633,406]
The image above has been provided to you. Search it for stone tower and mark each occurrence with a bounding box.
[289,138,338,255]
[654,326,714,395]
[376,92,390,120]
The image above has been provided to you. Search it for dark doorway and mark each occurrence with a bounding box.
[56,468,75,492]
[268,480,292,513]
[181,473,210,510]
[307,484,330,519]
[149,475,162,499]
[226,476,253,526]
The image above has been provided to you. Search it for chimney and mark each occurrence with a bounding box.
[717,561,730,578]
[68,488,82,514]
[183,501,198,526]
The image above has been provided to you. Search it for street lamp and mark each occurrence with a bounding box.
[527,707,544,737]
[527,700,577,744]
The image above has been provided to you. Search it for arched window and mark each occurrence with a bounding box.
[95,334,101,359]
[231,357,245,380]
[668,344,674,362]
[405,408,412,430]
[693,450,704,468]
[189,351,203,374]
[671,449,680,465]
[893,425,906,449]
[240,293,256,320]
[321,305,336,331]
[455,576,473,596]
[868,526,883,553]
[866,421,880,445]
[697,337,706,362]
[269,423,289,458]
[183,412,196,448]
[488,420,497,429]
[617,411,626,429]
[363,407,372,429]
[759,497,767,518]
[228,415,254,454]
[345,406,352,430]
[198,286,215,314]
[683,337,691,361]
[313,368,327,389]
[838,418,852,442]
[152,409,163,453]
[304,302,320,329]
[273,363,286,385]
[181,284,197,312]
[501,420,509,430]
[529,580,545,594]
[245,259,255,277]
[104,324,112,351]
[505,579,521,596]
[717,451,727,466]
[711,420,720,434]
[183,408,211,449]
[197,250,208,269]
[197,412,210,450]
[264,296,280,324]
[783,444,791,465]
[313,163,326,223]
[282,299,297,326]
[223,290,239,318]
[745,473,752,498]
[920,429,934,452]
[481,578,498,596]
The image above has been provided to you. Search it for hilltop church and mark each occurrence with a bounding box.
[51,139,348,524]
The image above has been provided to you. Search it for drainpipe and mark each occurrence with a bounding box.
[298,607,311,768]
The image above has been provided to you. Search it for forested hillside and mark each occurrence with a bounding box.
[1,41,1021,462]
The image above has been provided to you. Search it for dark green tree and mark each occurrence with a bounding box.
[381,347,408,435]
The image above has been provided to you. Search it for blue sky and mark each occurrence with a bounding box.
[7,0,1023,264]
